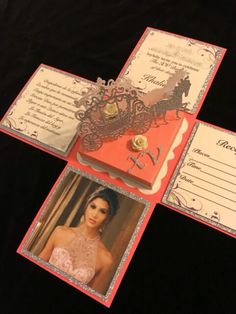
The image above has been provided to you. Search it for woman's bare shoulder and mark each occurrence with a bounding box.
[53,225,75,241]
[98,241,113,268]
[54,225,70,234]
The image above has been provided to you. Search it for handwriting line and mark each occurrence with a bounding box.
[192,183,236,203]
[178,187,236,213]
[200,170,236,186]
[182,171,236,194]
[190,158,236,178]
[209,157,236,170]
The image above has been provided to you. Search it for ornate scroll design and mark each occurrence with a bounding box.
[169,183,221,223]
[75,73,191,151]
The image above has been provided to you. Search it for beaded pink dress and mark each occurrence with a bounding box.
[49,230,99,284]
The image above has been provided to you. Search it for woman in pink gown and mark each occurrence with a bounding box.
[38,187,119,294]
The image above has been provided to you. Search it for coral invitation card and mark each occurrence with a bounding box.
[1,27,234,307]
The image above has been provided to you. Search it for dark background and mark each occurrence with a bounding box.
[0,1,235,313]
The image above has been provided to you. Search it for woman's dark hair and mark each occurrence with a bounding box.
[85,186,119,217]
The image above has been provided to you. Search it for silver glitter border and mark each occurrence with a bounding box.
[20,165,151,303]
[0,65,96,157]
[119,27,224,114]
[162,121,236,235]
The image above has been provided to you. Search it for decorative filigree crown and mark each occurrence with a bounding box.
[75,71,191,151]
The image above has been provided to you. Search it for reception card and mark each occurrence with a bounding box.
[163,122,236,237]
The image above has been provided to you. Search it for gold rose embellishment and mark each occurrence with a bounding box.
[131,135,148,151]
[103,103,118,118]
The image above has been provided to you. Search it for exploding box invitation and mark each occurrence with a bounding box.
[1,27,234,307]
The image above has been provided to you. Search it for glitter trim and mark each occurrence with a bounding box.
[20,166,151,303]
[119,28,224,114]
[162,121,236,235]
[0,65,96,157]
